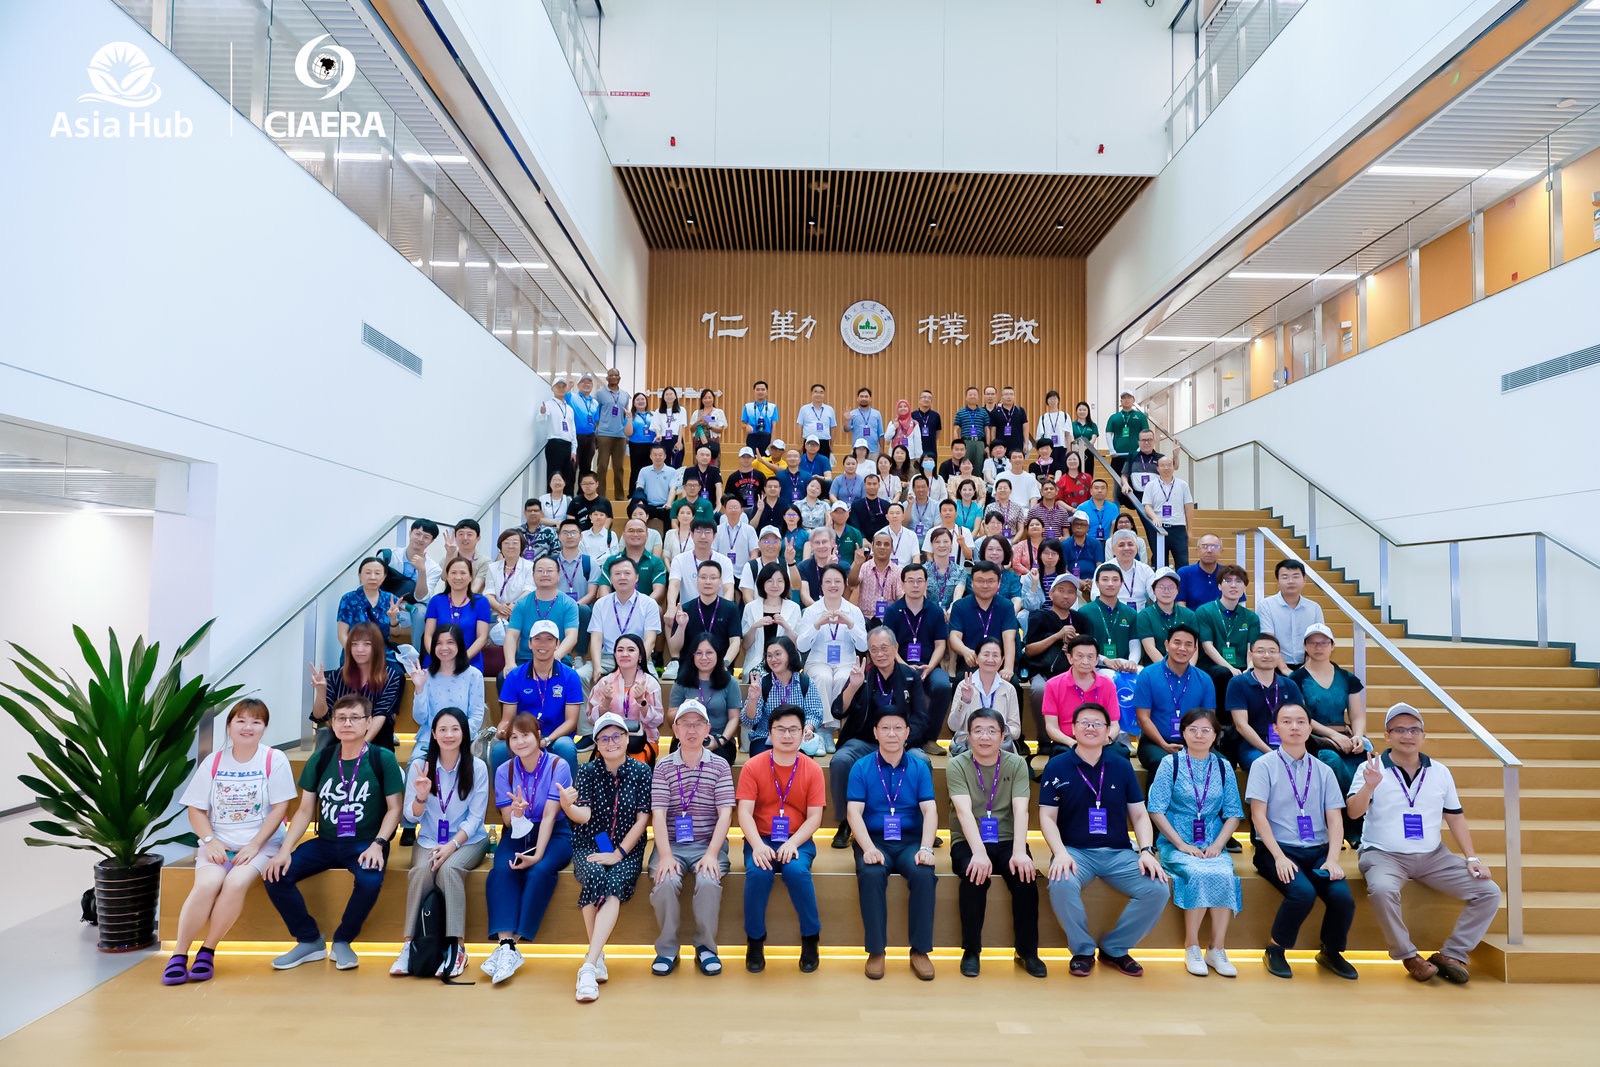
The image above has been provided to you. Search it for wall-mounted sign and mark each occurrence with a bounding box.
[839,299,896,355]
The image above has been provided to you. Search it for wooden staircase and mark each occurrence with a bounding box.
[158,509,1600,981]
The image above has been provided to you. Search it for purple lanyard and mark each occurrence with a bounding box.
[527,665,554,708]
[1390,764,1428,807]
[515,753,546,808]
[904,607,925,644]
[435,762,457,819]
[772,675,797,707]
[497,565,517,598]
[874,756,906,816]
[974,757,1004,817]
[872,670,895,703]
[771,754,800,818]
[869,565,892,601]
[1276,750,1312,813]
[1258,676,1282,718]
[1158,480,1176,504]
[1161,663,1188,710]
[1075,762,1107,806]
[974,602,996,641]
[336,744,368,799]
[559,557,583,592]
[1183,752,1214,813]
[674,759,707,813]
[695,598,718,632]
[613,594,639,634]
[974,675,999,710]
[532,596,555,622]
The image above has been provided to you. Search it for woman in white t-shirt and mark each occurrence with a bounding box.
[687,388,728,463]
[540,471,572,527]
[165,699,297,985]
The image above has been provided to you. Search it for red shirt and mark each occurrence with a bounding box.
[1056,472,1092,508]
[1040,671,1120,737]
[735,751,826,837]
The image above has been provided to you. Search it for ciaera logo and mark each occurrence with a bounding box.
[264,32,385,139]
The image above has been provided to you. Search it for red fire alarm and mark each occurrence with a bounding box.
[1511,271,1519,281]
[1097,144,1105,154]
[670,136,677,147]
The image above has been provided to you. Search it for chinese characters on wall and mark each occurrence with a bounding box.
[699,307,1040,346]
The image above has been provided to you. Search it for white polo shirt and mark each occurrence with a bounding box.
[668,548,735,606]
[1351,752,1463,854]
[541,397,577,444]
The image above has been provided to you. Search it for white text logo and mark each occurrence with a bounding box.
[294,34,356,100]
[52,42,191,138]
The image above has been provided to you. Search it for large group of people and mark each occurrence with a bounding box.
[163,378,1502,1001]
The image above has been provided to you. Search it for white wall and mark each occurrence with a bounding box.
[429,0,651,361]
[1177,250,1600,661]
[0,513,152,812]
[0,1,550,693]
[1087,0,1519,350]
[596,0,1173,175]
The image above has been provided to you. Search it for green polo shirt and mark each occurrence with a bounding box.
[831,523,865,570]
[1135,603,1199,658]
[1194,600,1260,669]
[1105,410,1149,456]
[596,549,668,592]
[1082,597,1137,659]
[946,749,1031,846]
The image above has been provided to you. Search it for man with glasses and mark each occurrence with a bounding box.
[264,694,404,971]
[1195,564,1260,708]
[1131,623,1214,775]
[1038,701,1169,978]
[1226,634,1304,769]
[1177,534,1225,609]
[1346,703,1499,984]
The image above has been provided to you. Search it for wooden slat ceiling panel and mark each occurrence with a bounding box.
[617,168,1149,257]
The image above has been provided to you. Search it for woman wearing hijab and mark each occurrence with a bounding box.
[883,399,924,461]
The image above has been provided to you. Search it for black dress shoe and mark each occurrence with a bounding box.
[830,825,852,849]
[1264,944,1293,979]
[1016,955,1048,979]
[1224,838,1242,853]
[745,938,765,974]
[1316,947,1359,980]
[799,934,820,973]
[960,951,980,977]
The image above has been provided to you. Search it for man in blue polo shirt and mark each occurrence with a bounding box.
[1226,634,1304,769]
[882,564,952,753]
[1177,534,1224,609]
[742,380,780,455]
[1131,623,1214,775]
[947,561,1018,681]
[494,620,583,777]
[1073,479,1119,544]
[503,557,580,667]
[593,367,630,500]
[569,373,600,488]
[1038,701,1170,978]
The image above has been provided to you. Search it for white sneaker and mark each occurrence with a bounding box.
[575,963,600,1002]
[1206,948,1238,978]
[1184,945,1207,977]
[449,945,468,978]
[490,945,523,985]
[389,943,412,977]
[594,952,609,983]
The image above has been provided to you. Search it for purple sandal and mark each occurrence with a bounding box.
[162,954,188,986]
[188,947,215,982]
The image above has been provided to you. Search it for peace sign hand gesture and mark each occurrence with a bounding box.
[509,787,528,821]
[308,662,326,689]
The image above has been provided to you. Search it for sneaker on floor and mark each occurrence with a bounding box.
[1205,948,1238,978]
[594,952,609,983]
[1184,945,1207,977]
[575,735,595,753]
[272,941,327,970]
[1098,950,1143,978]
[1068,954,1094,977]
[495,946,524,984]
[1315,947,1358,980]
[1263,944,1292,979]
[331,942,359,970]
[575,964,600,1003]
[389,943,412,976]
[449,945,468,979]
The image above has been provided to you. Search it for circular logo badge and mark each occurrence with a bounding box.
[839,300,895,355]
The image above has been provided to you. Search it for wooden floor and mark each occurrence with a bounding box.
[5,951,1596,1063]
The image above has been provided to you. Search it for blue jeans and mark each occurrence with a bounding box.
[743,837,820,939]
[263,836,388,944]
[1046,846,1170,957]
[1253,841,1355,951]
[854,839,937,954]
[491,736,578,781]
[1240,744,1271,769]
[485,823,574,941]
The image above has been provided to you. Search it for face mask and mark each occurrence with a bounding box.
[922,459,935,471]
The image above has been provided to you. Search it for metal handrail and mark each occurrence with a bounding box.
[1241,523,1523,944]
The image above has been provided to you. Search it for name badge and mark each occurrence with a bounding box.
[336,810,357,838]
[1052,433,1063,446]
[826,643,843,665]
[1402,813,1425,840]
[611,406,620,418]
[1087,806,1108,835]
[1223,646,1243,668]
[979,817,1001,844]
[770,815,791,843]
[875,600,888,618]
[1266,723,1281,746]
[1296,814,1316,842]
[1101,641,1116,657]
[1171,713,1183,738]
[882,814,903,841]
[1192,818,1207,846]
[1162,505,1173,518]
[436,819,451,843]
[906,642,923,664]
[914,524,925,538]
[729,551,739,566]
[674,814,695,844]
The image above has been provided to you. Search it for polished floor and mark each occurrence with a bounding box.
[4,947,1596,1064]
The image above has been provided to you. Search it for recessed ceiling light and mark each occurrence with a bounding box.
[807,216,816,227]
[1146,334,1253,343]
[685,213,695,225]
[927,219,939,229]
[1055,221,1066,231]
[1229,270,1359,282]
[1367,164,1539,180]
[1557,97,1580,109]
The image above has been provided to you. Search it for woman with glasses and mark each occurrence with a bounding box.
[1146,708,1244,978]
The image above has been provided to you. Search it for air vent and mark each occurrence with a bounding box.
[362,323,422,376]
[1502,344,1600,393]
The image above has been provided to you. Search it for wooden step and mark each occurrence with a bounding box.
[1426,735,1600,760]
[1447,819,1600,853]
[1444,760,1600,791]
[1477,933,1600,982]
[1452,788,1600,822]
[1362,686,1600,711]
[1363,665,1597,688]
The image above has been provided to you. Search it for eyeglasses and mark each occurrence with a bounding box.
[331,715,369,725]
[1074,720,1109,731]
[1184,726,1216,735]
[770,725,804,736]
[1388,726,1425,737]
[596,732,627,745]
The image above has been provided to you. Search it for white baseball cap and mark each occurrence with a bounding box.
[674,699,710,723]
[738,446,755,458]
[830,501,849,512]
[804,434,821,444]
[592,712,636,737]
[1385,702,1424,728]
[758,525,782,539]
[1151,566,1180,589]
[1304,623,1336,643]
[771,439,786,451]
[853,438,870,449]
[528,620,561,640]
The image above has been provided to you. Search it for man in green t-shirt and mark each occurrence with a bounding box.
[947,706,1044,978]
[597,516,669,610]
[1193,563,1260,708]
[1136,567,1200,662]
[1104,392,1149,458]
[1082,562,1140,673]
[264,694,404,971]
[827,502,866,571]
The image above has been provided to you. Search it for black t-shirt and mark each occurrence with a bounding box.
[882,598,952,667]
[568,493,613,532]
[989,405,1029,451]
[849,496,892,539]
[837,663,927,746]
[1024,607,1092,677]
[726,470,767,510]
[677,596,741,667]
[911,409,943,458]
[688,463,722,499]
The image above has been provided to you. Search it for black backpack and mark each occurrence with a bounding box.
[407,887,473,984]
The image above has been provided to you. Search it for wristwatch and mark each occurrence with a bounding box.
[1139,845,1157,856]
[200,835,214,844]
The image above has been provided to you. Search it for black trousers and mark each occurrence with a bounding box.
[546,439,574,491]
[627,442,653,496]
[950,839,1039,956]
[575,433,596,480]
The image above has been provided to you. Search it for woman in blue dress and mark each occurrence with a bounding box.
[1147,707,1243,979]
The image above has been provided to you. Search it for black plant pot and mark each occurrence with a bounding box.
[93,854,163,952]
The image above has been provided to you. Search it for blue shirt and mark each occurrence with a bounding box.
[882,599,951,666]
[506,592,580,663]
[796,454,832,484]
[337,588,398,644]
[954,405,989,441]
[1177,563,1222,609]
[1039,748,1144,851]
[1074,500,1119,542]
[637,465,676,506]
[594,387,629,437]
[742,401,779,436]
[1061,536,1104,580]
[847,407,885,448]
[424,593,493,671]
[627,412,656,444]
[947,594,1019,647]
[1131,661,1214,741]
[568,391,599,435]
[846,752,936,840]
[498,661,585,736]
[831,473,865,506]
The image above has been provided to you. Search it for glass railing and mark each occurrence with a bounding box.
[540,0,608,134]
[114,0,607,381]
[1181,437,1600,666]
[204,444,550,755]
[1166,0,1305,157]
[1140,97,1600,431]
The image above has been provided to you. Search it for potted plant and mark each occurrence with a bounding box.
[0,622,240,951]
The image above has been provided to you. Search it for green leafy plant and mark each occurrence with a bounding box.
[0,622,242,867]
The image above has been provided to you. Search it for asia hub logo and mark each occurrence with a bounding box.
[263,34,386,139]
[50,41,193,138]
